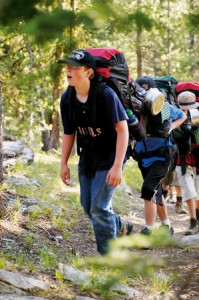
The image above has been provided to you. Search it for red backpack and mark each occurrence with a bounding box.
[86,48,148,141]
[176,82,199,102]
[86,48,170,140]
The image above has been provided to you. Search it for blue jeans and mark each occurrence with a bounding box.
[78,166,122,255]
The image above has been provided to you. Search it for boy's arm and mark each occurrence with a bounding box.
[60,133,76,185]
[106,120,128,188]
[170,112,187,131]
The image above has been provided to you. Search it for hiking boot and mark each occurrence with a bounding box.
[140,226,153,235]
[159,224,174,236]
[184,218,199,236]
[119,220,133,236]
[175,202,187,214]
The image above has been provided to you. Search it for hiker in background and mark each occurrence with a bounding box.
[134,76,186,235]
[170,173,187,214]
[172,91,199,235]
[59,49,133,255]
[162,167,187,212]
[167,185,176,203]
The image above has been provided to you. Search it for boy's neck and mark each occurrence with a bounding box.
[75,80,90,103]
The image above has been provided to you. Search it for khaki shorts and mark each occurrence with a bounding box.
[174,165,199,201]
[171,168,181,186]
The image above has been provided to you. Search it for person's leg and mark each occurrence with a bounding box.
[175,185,187,214]
[169,185,175,203]
[144,200,157,226]
[89,169,118,254]
[174,167,187,214]
[157,196,174,234]
[79,167,122,254]
[89,169,133,255]
[157,196,170,223]
[196,200,199,222]
[78,166,92,217]
[194,171,199,225]
[140,159,170,234]
[178,166,198,235]
[186,199,196,219]
[162,163,174,202]
[184,198,198,235]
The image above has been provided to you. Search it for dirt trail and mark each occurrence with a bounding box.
[72,186,199,299]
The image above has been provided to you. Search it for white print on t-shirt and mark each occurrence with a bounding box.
[78,127,102,137]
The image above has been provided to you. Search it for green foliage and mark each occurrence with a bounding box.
[24,8,76,44]
[0,0,199,149]
[1,147,193,298]
[76,229,176,295]
[128,11,153,31]
[25,234,35,246]
[147,272,174,294]
[0,0,40,26]
[187,12,199,32]
[39,247,58,269]
[123,159,143,192]
[0,257,7,269]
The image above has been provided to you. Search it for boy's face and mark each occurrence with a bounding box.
[66,65,88,86]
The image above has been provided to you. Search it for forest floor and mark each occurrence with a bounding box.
[0,179,199,299]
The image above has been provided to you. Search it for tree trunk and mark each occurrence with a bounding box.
[27,37,35,146]
[0,80,3,184]
[136,29,142,77]
[136,0,142,77]
[41,44,61,152]
[167,0,171,75]
[189,0,195,75]
[48,109,60,150]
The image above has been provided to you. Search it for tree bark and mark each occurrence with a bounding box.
[27,36,35,146]
[136,0,142,77]
[41,44,61,152]
[167,0,171,75]
[136,29,142,77]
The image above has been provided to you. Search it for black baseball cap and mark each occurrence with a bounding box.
[136,76,156,90]
[58,49,96,71]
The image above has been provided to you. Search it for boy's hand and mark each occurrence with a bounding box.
[60,164,70,186]
[106,165,122,188]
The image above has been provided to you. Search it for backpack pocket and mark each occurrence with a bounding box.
[129,115,147,141]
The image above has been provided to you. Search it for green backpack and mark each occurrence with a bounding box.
[151,76,178,107]
[190,126,199,145]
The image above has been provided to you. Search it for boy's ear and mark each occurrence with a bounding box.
[86,68,94,79]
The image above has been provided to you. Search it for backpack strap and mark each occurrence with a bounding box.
[62,86,76,125]
[90,77,106,126]
[63,79,106,126]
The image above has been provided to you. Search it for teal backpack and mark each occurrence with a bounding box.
[151,76,178,107]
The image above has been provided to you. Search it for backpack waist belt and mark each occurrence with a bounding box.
[135,147,169,159]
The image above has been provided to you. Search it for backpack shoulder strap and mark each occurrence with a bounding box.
[62,86,76,124]
[90,78,106,125]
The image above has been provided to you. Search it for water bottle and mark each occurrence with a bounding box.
[126,108,139,129]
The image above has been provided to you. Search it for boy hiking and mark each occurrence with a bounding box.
[172,91,199,235]
[59,49,133,255]
[134,76,186,235]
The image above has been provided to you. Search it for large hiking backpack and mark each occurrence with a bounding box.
[135,76,172,138]
[151,76,178,107]
[87,48,167,141]
[176,82,199,102]
[87,48,131,106]
[86,47,148,141]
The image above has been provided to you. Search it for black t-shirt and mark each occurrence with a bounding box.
[60,81,129,175]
